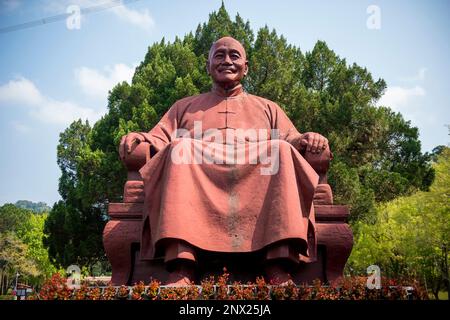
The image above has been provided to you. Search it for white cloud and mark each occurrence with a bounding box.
[11,121,31,134]
[29,99,99,125]
[377,86,426,111]
[0,76,43,105]
[0,77,100,125]
[42,0,155,31]
[111,4,155,31]
[400,67,427,82]
[1,63,135,126]
[74,63,135,101]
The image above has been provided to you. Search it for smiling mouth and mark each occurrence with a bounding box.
[219,69,235,73]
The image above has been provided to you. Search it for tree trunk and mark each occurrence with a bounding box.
[444,245,449,301]
[432,288,439,300]
[447,278,450,301]
[5,273,9,295]
[432,279,441,300]
[0,270,4,295]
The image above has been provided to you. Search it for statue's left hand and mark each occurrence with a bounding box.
[300,132,329,154]
[119,132,148,161]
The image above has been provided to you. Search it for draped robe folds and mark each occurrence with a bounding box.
[138,85,319,262]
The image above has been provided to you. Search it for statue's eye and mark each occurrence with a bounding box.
[214,53,224,59]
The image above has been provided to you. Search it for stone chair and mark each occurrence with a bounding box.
[103,142,353,285]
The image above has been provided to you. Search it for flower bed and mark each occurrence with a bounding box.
[27,272,428,300]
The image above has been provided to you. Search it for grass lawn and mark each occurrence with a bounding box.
[428,291,449,300]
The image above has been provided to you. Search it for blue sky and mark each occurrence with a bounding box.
[0,0,449,206]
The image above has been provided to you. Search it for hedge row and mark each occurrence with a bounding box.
[28,272,428,300]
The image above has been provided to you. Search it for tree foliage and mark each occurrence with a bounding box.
[14,200,50,213]
[45,4,434,269]
[0,204,56,294]
[348,147,449,299]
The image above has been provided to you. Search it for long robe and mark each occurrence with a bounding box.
[138,85,319,261]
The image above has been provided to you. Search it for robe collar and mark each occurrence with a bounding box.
[211,83,245,98]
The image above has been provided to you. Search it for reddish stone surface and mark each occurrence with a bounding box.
[103,218,141,285]
[104,200,352,285]
[105,131,353,286]
[104,37,353,285]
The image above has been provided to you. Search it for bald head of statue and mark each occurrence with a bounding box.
[206,36,249,90]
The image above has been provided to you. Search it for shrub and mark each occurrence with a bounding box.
[38,273,72,300]
[30,272,428,300]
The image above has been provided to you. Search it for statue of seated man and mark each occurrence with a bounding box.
[121,37,329,286]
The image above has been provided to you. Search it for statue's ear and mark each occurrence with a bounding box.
[206,60,211,75]
[244,60,249,77]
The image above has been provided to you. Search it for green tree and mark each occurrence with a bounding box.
[44,201,104,270]
[0,204,31,234]
[17,213,57,283]
[46,4,434,269]
[0,232,38,295]
[0,204,55,293]
[14,200,50,213]
[348,147,449,299]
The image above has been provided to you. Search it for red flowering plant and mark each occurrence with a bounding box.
[303,279,321,300]
[200,275,215,300]
[314,281,341,300]
[37,273,73,300]
[116,285,129,300]
[215,269,230,300]
[228,281,255,300]
[159,285,200,300]
[404,279,428,300]
[72,283,89,300]
[337,276,367,300]
[270,285,286,300]
[31,272,429,300]
[88,287,102,300]
[101,283,117,300]
[174,287,190,300]
[131,281,146,300]
[380,277,415,300]
[159,287,179,300]
[336,276,354,300]
[363,277,383,300]
[255,277,270,300]
[271,281,300,300]
[350,276,368,300]
[284,281,300,300]
[296,284,309,299]
[186,285,201,300]
[145,279,161,300]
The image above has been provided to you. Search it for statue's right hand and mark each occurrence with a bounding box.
[120,132,146,159]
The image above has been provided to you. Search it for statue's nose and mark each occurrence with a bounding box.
[223,54,233,64]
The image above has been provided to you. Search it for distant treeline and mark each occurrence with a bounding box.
[14,200,50,213]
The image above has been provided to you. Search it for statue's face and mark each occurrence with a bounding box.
[207,37,248,88]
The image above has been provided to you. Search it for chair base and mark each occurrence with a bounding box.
[103,203,353,285]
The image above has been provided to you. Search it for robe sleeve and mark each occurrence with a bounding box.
[269,102,304,151]
[140,101,180,152]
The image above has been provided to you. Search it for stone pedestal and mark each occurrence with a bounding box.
[104,203,352,285]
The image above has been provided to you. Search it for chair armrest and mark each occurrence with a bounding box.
[118,138,152,203]
[119,138,151,171]
[303,146,332,184]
